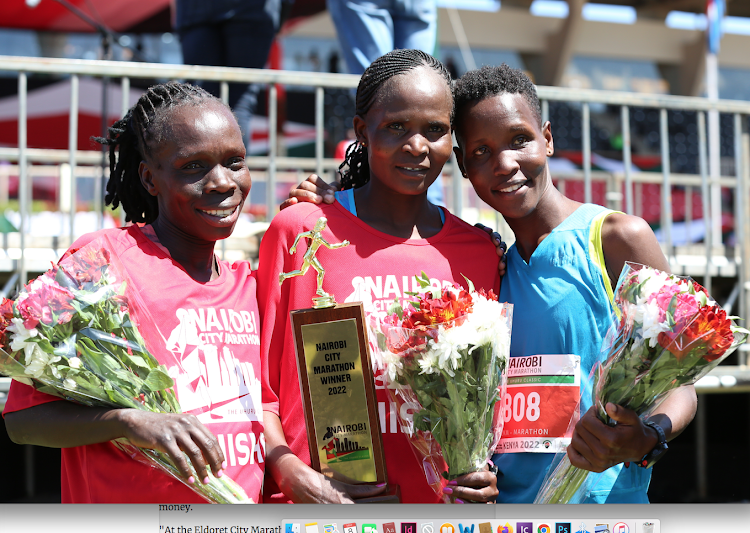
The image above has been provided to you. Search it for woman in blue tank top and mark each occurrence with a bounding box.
[451,65,698,503]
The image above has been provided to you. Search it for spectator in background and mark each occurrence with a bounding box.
[327,0,444,204]
[327,0,437,75]
[174,0,294,149]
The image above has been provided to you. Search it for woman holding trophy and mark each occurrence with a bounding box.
[257,49,502,503]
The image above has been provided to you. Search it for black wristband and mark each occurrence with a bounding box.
[638,420,668,468]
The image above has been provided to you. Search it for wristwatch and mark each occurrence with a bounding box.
[638,420,668,468]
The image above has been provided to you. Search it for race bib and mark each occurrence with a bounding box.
[495,354,581,453]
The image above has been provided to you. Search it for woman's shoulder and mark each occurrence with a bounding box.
[271,202,331,224]
[67,227,140,257]
[444,211,496,244]
[267,202,345,238]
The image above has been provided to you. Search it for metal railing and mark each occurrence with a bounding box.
[0,54,748,278]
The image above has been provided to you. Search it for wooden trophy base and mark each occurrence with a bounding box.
[355,484,401,503]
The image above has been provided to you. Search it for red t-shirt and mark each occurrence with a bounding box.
[257,201,500,503]
[3,226,264,503]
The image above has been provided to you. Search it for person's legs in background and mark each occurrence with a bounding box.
[392,0,437,54]
[223,12,280,148]
[178,23,225,98]
[178,0,282,149]
[327,0,394,75]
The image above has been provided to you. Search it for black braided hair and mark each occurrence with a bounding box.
[338,49,453,190]
[92,81,222,223]
[452,64,542,144]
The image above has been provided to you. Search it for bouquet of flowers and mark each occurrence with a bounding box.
[0,238,251,503]
[370,273,512,499]
[535,262,749,504]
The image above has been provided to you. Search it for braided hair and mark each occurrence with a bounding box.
[452,64,542,143]
[338,49,453,190]
[93,82,222,223]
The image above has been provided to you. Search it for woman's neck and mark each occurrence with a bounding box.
[506,186,581,262]
[149,219,218,282]
[353,180,443,239]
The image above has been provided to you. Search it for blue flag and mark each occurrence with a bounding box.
[707,0,725,54]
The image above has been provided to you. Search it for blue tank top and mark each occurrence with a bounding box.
[494,203,651,503]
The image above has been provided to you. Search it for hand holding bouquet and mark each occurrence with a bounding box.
[535,262,749,504]
[0,238,251,503]
[370,273,512,498]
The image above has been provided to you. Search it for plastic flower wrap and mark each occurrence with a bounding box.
[535,262,749,504]
[370,272,512,499]
[0,237,251,504]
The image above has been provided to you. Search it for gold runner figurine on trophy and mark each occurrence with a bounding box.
[279,217,349,309]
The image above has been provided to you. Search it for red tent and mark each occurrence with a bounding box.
[2,0,172,33]
[1,0,326,33]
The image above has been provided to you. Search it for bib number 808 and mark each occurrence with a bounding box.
[503,391,541,423]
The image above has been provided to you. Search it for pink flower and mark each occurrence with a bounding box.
[671,292,700,331]
[17,276,75,330]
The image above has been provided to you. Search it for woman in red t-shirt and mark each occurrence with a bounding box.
[258,49,500,504]
[3,82,265,503]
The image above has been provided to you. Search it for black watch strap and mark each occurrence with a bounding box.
[638,420,668,468]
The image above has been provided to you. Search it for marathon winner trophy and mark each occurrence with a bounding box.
[280,217,398,502]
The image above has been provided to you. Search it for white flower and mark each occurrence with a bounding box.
[417,348,439,375]
[68,356,81,369]
[417,296,512,376]
[23,344,60,379]
[7,317,38,356]
[63,378,77,390]
[8,318,61,379]
[633,299,669,345]
[636,267,671,297]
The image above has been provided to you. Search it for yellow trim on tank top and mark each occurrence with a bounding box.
[588,209,624,315]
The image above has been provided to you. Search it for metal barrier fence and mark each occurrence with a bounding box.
[1,55,750,352]
[1,54,750,502]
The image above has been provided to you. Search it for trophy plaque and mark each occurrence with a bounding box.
[280,217,399,502]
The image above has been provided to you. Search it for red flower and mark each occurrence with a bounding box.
[657,305,734,361]
[404,289,473,329]
[60,247,111,288]
[477,288,498,301]
[0,297,15,347]
[17,276,75,330]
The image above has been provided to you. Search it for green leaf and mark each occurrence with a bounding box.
[386,298,404,319]
[144,368,175,392]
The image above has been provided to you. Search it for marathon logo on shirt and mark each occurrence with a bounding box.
[165,307,263,425]
[374,373,419,435]
[344,275,455,318]
[168,308,260,346]
[216,429,266,467]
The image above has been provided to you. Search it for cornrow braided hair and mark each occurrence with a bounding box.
[93,81,221,223]
[338,49,453,190]
[452,64,542,143]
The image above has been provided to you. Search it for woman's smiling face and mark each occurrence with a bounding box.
[455,92,554,221]
[354,65,453,196]
[139,100,251,243]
